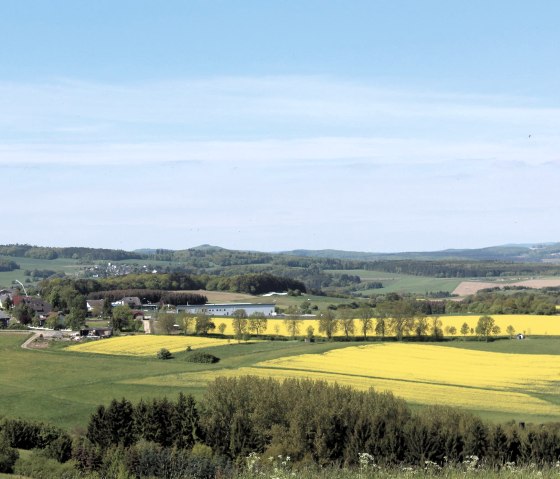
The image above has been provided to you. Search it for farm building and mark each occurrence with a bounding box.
[0,311,11,327]
[176,302,275,316]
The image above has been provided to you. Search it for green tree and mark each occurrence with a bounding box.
[232,309,249,342]
[375,317,386,339]
[306,325,315,341]
[218,323,227,335]
[102,299,113,319]
[445,325,457,337]
[338,309,355,339]
[65,308,86,330]
[178,312,195,334]
[248,312,268,336]
[284,316,303,338]
[357,306,374,340]
[431,316,443,340]
[506,324,516,339]
[318,309,339,340]
[460,322,470,336]
[2,296,13,311]
[111,305,133,332]
[475,315,497,342]
[385,300,416,341]
[195,313,215,335]
[414,316,429,338]
[158,313,177,335]
[11,303,34,325]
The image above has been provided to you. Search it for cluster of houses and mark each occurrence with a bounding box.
[1,287,276,334]
[0,288,55,328]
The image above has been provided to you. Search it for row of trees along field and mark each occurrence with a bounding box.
[3,378,560,478]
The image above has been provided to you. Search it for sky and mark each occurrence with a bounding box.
[1,0,560,253]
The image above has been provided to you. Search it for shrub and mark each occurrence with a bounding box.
[0,435,18,473]
[186,352,220,364]
[156,348,172,360]
[13,451,78,479]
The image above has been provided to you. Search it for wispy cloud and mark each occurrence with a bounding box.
[2,75,560,251]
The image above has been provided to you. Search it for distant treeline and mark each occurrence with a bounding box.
[362,260,560,278]
[445,289,559,315]
[0,258,19,272]
[4,378,560,477]
[87,289,207,306]
[41,273,306,298]
[0,244,142,261]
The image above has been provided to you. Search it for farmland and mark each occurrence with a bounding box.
[66,334,236,356]
[3,329,560,430]
[125,342,560,420]
[194,314,560,338]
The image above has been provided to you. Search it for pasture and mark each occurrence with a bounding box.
[0,256,82,289]
[326,269,463,295]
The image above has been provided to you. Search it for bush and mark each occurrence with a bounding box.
[0,435,18,473]
[156,348,172,360]
[13,451,78,479]
[0,418,65,450]
[186,352,220,364]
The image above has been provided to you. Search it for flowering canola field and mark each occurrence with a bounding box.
[215,315,560,338]
[66,335,232,356]
[124,343,560,417]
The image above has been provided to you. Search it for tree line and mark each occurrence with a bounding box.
[40,272,306,298]
[87,289,208,306]
[4,378,560,477]
[0,244,142,261]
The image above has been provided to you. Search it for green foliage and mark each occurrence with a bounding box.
[0,434,18,473]
[475,315,498,341]
[318,309,339,340]
[232,309,248,341]
[111,305,134,331]
[86,394,201,453]
[195,314,215,335]
[0,259,19,272]
[13,451,78,479]
[156,348,172,360]
[0,417,67,450]
[11,303,35,325]
[186,352,220,364]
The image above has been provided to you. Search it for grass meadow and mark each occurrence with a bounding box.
[2,330,560,431]
[0,256,82,289]
[326,269,463,294]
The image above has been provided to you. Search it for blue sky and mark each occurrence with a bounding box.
[2,1,559,252]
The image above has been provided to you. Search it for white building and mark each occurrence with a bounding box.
[176,302,275,316]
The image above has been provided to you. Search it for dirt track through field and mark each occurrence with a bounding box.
[453,279,560,296]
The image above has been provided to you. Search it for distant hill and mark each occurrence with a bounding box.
[281,243,560,263]
[2,242,560,264]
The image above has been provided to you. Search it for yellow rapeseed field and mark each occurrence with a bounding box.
[123,343,560,416]
[214,315,560,338]
[66,335,233,356]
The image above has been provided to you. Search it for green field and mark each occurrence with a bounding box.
[0,256,82,289]
[0,332,349,429]
[326,269,463,295]
[2,332,560,431]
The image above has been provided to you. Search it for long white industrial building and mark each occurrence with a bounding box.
[176,302,276,316]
